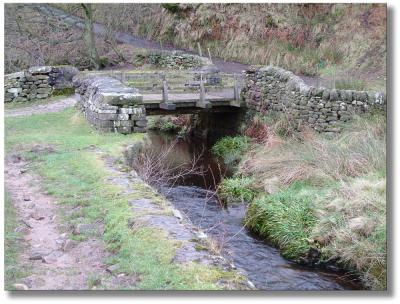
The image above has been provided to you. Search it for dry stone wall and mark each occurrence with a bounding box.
[73,75,146,134]
[242,66,386,133]
[4,66,78,103]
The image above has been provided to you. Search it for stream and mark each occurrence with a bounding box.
[143,130,361,291]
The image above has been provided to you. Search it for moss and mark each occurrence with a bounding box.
[194,244,208,251]
[52,87,75,96]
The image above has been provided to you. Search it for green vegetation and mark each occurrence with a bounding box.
[160,121,178,133]
[246,182,319,260]
[4,191,29,289]
[216,112,386,290]
[52,87,76,96]
[147,115,193,136]
[211,136,249,165]
[5,108,242,290]
[218,177,257,205]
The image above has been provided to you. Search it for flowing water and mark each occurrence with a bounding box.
[144,131,361,291]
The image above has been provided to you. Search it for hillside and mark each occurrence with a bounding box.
[54,3,386,91]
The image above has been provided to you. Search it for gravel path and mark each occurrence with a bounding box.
[5,96,77,118]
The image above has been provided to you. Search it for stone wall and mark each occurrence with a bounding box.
[242,66,386,133]
[73,75,146,134]
[4,66,78,103]
[138,50,212,70]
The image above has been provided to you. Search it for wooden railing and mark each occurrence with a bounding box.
[81,70,244,93]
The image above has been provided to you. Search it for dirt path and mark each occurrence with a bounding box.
[5,96,77,118]
[4,152,141,290]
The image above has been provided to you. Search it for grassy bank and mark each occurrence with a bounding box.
[5,107,242,290]
[214,113,386,290]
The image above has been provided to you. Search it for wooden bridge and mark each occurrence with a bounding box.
[83,69,245,114]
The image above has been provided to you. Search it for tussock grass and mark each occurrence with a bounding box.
[246,182,319,260]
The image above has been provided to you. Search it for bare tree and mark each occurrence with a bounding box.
[4,4,108,73]
[127,140,204,189]
[81,3,100,70]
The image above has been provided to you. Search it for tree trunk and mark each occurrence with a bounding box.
[81,3,100,70]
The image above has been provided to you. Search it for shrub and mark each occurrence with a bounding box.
[211,136,250,165]
[161,3,180,14]
[98,56,109,68]
[218,177,256,205]
[244,116,270,143]
[160,121,178,132]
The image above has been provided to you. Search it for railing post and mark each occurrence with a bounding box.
[197,42,203,57]
[159,74,176,110]
[196,73,211,109]
[162,79,169,103]
[230,73,242,107]
[200,74,205,103]
[121,71,126,84]
[234,73,239,101]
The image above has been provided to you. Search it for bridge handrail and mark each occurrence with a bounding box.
[79,70,245,101]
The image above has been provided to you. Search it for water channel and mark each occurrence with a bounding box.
[142,130,361,291]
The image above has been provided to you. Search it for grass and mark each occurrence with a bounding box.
[4,191,30,290]
[4,108,243,290]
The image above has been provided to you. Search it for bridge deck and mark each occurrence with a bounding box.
[142,88,235,104]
